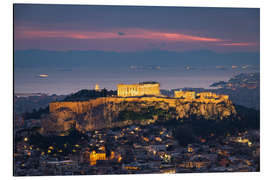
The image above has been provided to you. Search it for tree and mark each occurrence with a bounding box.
[173,125,195,146]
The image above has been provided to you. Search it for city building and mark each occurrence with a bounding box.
[95,84,100,91]
[174,91,196,99]
[89,150,106,166]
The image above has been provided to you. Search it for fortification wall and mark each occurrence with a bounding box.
[174,91,196,99]
[50,97,176,113]
[49,95,231,114]
[174,91,230,102]
[47,96,235,132]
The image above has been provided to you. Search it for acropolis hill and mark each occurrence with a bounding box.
[46,82,236,133]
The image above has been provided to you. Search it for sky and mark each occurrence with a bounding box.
[13,4,260,94]
[14,4,260,52]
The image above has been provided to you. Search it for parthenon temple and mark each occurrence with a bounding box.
[117,82,160,97]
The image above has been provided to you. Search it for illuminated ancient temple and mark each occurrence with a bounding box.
[117,82,160,97]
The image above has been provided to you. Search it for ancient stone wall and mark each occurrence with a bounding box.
[174,91,196,99]
[49,95,231,114]
[47,95,235,132]
[50,97,176,113]
[197,92,219,99]
[174,91,230,103]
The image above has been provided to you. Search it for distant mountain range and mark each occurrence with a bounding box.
[14,94,66,115]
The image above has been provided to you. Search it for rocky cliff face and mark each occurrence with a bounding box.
[42,97,236,134]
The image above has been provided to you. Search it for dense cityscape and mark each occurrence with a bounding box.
[14,122,259,175]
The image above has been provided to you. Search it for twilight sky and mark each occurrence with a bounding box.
[14,4,260,94]
[14,4,260,52]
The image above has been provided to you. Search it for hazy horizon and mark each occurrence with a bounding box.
[14,5,260,95]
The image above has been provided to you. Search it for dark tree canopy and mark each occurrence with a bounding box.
[63,89,117,102]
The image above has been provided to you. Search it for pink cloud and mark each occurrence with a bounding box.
[15,27,224,43]
[222,42,256,46]
[160,32,222,42]
[14,27,258,52]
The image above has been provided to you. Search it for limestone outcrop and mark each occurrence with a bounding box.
[41,96,236,134]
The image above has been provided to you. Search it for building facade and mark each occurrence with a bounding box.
[94,84,100,91]
[197,92,229,100]
[174,91,196,99]
[117,82,160,97]
[174,91,229,101]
